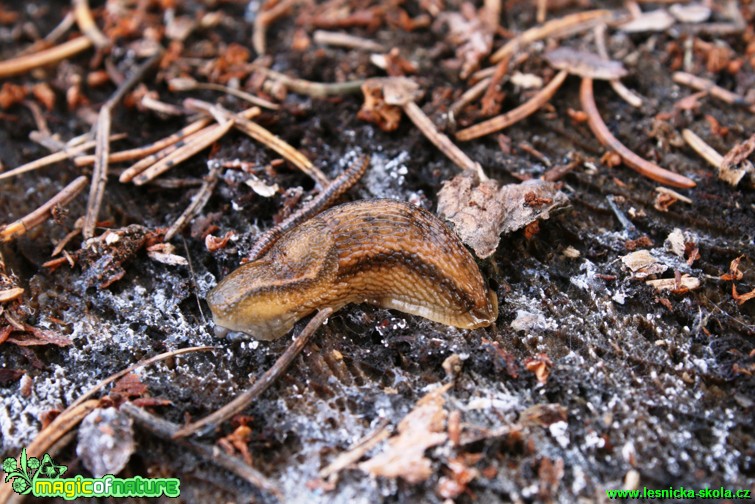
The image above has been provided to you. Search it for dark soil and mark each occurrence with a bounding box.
[1,1,753,503]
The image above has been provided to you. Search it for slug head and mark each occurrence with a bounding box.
[207,219,338,340]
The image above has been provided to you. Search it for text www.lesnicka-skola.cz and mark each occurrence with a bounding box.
[606,487,751,500]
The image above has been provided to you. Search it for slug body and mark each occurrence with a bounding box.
[207,199,498,340]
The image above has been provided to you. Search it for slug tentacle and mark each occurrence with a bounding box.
[208,199,498,340]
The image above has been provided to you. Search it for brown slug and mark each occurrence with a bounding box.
[207,199,498,340]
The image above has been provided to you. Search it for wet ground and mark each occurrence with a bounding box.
[0,1,753,502]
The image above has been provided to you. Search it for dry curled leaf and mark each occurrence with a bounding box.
[539,457,565,500]
[5,325,72,347]
[621,250,668,278]
[111,373,149,399]
[0,82,27,109]
[732,286,755,305]
[720,256,744,281]
[435,5,494,79]
[719,133,755,186]
[437,454,481,499]
[360,384,450,483]
[358,80,404,132]
[205,231,235,252]
[524,353,553,384]
[77,407,135,478]
[218,424,254,466]
[437,172,569,259]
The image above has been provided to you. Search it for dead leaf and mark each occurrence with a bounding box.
[112,373,149,399]
[31,83,56,111]
[621,250,668,278]
[0,368,24,386]
[358,80,404,132]
[732,284,755,305]
[645,275,701,293]
[360,384,450,483]
[719,133,755,186]
[245,175,279,197]
[524,353,553,384]
[5,325,72,347]
[0,287,24,303]
[720,256,744,281]
[437,454,481,499]
[435,5,494,79]
[218,424,254,466]
[664,228,686,257]
[77,407,135,478]
[437,172,569,259]
[0,82,27,109]
[205,231,235,252]
[539,457,565,499]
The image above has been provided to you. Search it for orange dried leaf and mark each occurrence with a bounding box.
[32,83,56,111]
[524,353,553,384]
[0,82,27,109]
[720,256,744,281]
[732,285,755,305]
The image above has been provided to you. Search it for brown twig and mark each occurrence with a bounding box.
[319,421,391,478]
[19,12,75,56]
[1,176,88,242]
[187,100,330,187]
[68,346,216,410]
[0,134,124,181]
[403,101,487,180]
[72,0,109,48]
[490,9,617,63]
[247,155,369,261]
[164,167,221,242]
[76,118,213,167]
[449,77,491,118]
[251,65,365,98]
[121,402,281,499]
[173,307,334,438]
[542,156,582,182]
[673,71,755,112]
[0,36,93,78]
[132,118,236,186]
[119,108,259,183]
[580,78,696,188]
[169,77,280,110]
[252,0,298,55]
[83,51,162,238]
[594,24,642,108]
[313,30,386,52]
[681,129,722,168]
[480,54,511,116]
[455,70,568,141]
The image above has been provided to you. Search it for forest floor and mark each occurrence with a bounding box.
[0,0,753,502]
